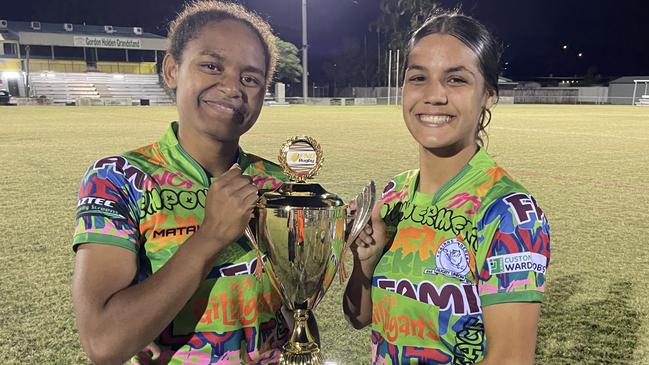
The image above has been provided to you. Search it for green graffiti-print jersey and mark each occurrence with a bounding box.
[370,148,551,364]
[73,122,289,364]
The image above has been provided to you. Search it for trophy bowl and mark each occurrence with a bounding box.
[250,136,374,365]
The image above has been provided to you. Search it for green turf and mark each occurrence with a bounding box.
[0,104,647,364]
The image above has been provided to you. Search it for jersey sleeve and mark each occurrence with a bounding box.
[72,156,146,253]
[475,192,551,306]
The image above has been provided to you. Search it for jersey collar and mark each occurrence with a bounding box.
[407,147,497,204]
[159,122,253,187]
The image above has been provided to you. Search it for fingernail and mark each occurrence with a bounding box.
[231,163,241,170]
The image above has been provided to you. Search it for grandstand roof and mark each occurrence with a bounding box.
[0,21,167,51]
[609,76,649,84]
[0,29,18,41]
[1,21,164,39]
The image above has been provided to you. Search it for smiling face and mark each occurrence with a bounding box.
[402,33,496,155]
[163,19,267,143]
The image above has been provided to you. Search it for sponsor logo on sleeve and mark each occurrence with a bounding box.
[488,252,547,275]
[76,196,127,220]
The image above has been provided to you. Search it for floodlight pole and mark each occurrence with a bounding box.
[395,49,400,105]
[302,0,308,103]
[387,50,392,105]
[25,45,31,97]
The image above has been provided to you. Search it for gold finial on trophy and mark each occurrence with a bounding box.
[278,136,324,182]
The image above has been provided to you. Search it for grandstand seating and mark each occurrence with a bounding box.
[30,72,173,105]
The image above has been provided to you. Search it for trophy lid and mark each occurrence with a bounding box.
[258,136,344,209]
[258,181,344,208]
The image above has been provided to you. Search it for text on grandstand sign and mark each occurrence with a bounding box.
[73,36,142,49]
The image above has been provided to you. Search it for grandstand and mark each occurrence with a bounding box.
[0,20,172,105]
[30,72,172,105]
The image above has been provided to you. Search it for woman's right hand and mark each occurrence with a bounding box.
[352,199,388,266]
[343,198,388,329]
[196,164,259,254]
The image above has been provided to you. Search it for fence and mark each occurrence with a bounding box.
[503,87,609,104]
[95,62,157,74]
[28,60,88,73]
[278,87,612,106]
[282,87,614,106]
[24,60,157,74]
[281,97,394,106]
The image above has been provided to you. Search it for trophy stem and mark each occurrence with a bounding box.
[280,309,323,365]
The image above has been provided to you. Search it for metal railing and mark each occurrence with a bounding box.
[24,60,157,74]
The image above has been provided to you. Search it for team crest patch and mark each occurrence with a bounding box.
[426,238,471,282]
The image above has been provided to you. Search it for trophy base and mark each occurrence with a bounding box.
[280,309,323,365]
[279,345,323,365]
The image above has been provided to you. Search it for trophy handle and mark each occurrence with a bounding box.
[338,181,376,282]
[244,226,265,281]
[243,188,274,281]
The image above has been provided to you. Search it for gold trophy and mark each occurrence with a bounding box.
[245,136,375,365]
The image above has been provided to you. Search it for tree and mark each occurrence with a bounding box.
[275,38,302,84]
[322,37,367,94]
[374,0,440,51]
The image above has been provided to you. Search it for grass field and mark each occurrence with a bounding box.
[0,104,648,364]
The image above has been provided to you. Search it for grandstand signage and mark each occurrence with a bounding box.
[73,36,142,49]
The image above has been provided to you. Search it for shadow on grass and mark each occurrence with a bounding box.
[536,274,640,365]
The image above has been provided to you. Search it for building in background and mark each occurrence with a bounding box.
[0,20,170,104]
[608,76,649,105]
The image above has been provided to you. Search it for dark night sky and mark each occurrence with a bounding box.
[3,0,649,82]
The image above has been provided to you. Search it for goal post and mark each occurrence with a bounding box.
[632,80,649,106]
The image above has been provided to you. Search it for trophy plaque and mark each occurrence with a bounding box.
[249,136,375,365]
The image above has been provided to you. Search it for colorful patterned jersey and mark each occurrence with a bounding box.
[73,122,290,364]
[371,148,551,364]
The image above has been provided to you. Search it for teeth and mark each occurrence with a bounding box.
[205,101,233,111]
[419,114,452,124]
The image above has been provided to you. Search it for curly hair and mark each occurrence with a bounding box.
[167,0,278,86]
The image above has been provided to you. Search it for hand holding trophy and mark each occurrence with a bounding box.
[244,136,375,365]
